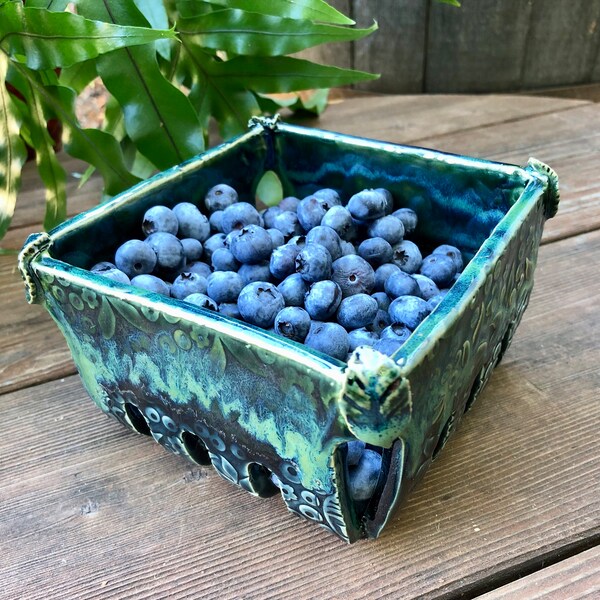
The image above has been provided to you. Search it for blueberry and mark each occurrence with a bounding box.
[115,239,157,278]
[304,280,342,320]
[141,205,178,237]
[238,262,271,285]
[221,202,261,234]
[313,188,341,206]
[267,228,285,249]
[207,271,244,303]
[373,338,405,357]
[336,293,378,330]
[433,244,464,272]
[413,274,440,300]
[130,274,169,295]
[274,306,311,342]
[331,255,375,297]
[427,289,449,312]
[348,328,379,351]
[391,240,422,274]
[345,440,367,466]
[91,261,116,273]
[277,273,308,306]
[237,281,285,328]
[305,321,349,361]
[384,270,421,299]
[218,302,241,320]
[392,208,418,234]
[297,195,331,231]
[172,202,210,242]
[381,323,412,343]
[279,196,300,212]
[203,233,227,260]
[211,247,240,272]
[209,210,224,233]
[270,244,301,280]
[321,206,356,241]
[184,293,218,311]
[347,449,382,501]
[295,244,332,283]
[375,188,394,212]
[371,291,391,311]
[171,272,208,299]
[186,260,212,279]
[367,215,405,245]
[369,308,391,334]
[180,238,203,262]
[204,183,238,213]
[341,240,357,256]
[374,263,401,292]
[347,189,391,222]
[388,295,430,330]
[287,234,306,248]
[261,206,282,229]
[358,237,393,267]
[229,224,272,264]
[420,254,457,287]
[99,268,130,285]
[144,232,185,278]
[305,225,342,261]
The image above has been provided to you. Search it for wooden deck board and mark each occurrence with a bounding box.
[1,227,598,600]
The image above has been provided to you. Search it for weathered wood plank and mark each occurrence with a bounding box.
[476,546,600,599]
[352,0,428,93]
[1,228,598,600]
[425,0,534,93]
[521,0,600,90]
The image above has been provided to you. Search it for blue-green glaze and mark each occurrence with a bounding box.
[19,117,558,543]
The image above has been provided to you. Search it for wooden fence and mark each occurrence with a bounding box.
[306,0,600,93]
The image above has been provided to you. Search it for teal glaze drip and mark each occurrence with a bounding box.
[22,119,557,543]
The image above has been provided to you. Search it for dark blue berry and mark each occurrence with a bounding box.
[261,206,282,229]
[171,272,208,299]
[267,228,285,249]
[277,273,308,306]
[209,210,224,233]
[384,270,421,299]
[186,260,212,279]
[433,244,464,272]
[392,208,418,234]
[388,295,430,330]
[427,289,449,312]
[131,274,169,295]
[181,238,203,262]
[207,271,244,303]
[91,261,116,273]
[348,449,382,500]
[420,254,457,287]
[205,183,238,213]
[295,244,332,283]
[321,205,356,241]
[305,225,342,261]
[218,302,241,320]
[297,195,331,231]
[115,239,157,278]
[373,338,405,357]
[374,263,400,292]
[142,205,178,236]
[203,233,227,260]
[391,240,422,274]
[367,215,405,245]
[369,308,390,334]
[371,291,391,311]
[270,244,301,280]
[184,293,218,311]
[99,268,130,285]
[229,224,272,264]
[272,210,301,238]
[313,188,341,206]
[381,323,412,343]
[238,262,271,285]
[413,274,440,300]
[173,202,210,241]
[331,255,375,297]
[304,280,342,320]
[144,232,185,278]
[341,240,357,256]
[337,293,378,330]
[305,321,349,361]
[274,307,311,342]
[211,247,240,272]
[221,202,261,234]
[358,237,393,267]
[345,440,366,466]
[279,196,300,212]
[347,189,391,222]
[237,281,285,328]
[348,328,379,351]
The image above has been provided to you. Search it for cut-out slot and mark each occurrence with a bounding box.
[432,412,456,460]
[181,431,211,465]
[124,402,151,436]
[248,463,279,498]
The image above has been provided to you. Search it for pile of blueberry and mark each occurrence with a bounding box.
[90,183,465,504]
[92,183,463,364]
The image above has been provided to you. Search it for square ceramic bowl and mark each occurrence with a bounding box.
[19,117,559,543]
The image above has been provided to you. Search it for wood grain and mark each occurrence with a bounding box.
[476,546,600,599]
[1,227,598,600]
[353,0,428,93]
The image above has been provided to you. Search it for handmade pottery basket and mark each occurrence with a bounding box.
[19,117,559,543]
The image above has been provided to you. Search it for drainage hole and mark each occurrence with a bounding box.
[124,402,151,436]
